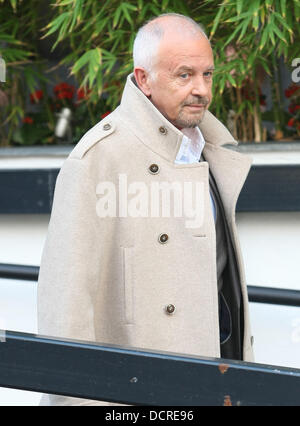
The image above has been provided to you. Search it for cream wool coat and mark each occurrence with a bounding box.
[38,74,254,406]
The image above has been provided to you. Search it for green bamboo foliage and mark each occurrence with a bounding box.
[43,0,300,142]
[1,0,300,145]
[42,0,196,108]
[200,0,300,141]
[0,0,50,146]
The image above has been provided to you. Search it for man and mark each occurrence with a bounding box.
[38,13,254,406]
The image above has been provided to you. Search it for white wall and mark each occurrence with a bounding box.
[237,212,300,370]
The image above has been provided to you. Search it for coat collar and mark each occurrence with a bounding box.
[119,73,238,163]
[203,143,252,229]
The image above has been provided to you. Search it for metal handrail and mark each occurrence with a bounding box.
[0,263,38,281]
[0,263,300,307]
[247,285,300,307]
[0,330,299,406]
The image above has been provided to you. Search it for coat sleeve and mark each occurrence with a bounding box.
[38,158,99,342]
[38,158,115,406]
[37,157,129,407]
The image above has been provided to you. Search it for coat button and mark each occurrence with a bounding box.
[158,233,168,244]
[165,304,175,314]
[159,126,167,135]
[103,123,111,131]
[149,163,160,174]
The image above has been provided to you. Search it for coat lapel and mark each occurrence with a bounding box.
[203,142,252,232]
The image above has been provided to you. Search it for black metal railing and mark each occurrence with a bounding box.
[0,330,299,406]
[0,263,39,282]
[1,263,299,307]
[247,285,300,307]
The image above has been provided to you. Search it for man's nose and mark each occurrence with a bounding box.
[191,75,211,98]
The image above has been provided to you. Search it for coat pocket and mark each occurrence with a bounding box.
[121,246,135,325]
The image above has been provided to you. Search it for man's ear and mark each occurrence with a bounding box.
[134,67,152,97]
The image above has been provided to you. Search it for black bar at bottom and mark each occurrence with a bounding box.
[0,331,299,406]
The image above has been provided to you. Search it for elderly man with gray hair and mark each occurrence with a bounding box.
[38,13,254,406]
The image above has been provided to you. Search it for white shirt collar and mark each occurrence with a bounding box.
[175,127,205,164]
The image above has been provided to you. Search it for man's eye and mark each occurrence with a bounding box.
[180,73,190,79]
[204,71,213,78]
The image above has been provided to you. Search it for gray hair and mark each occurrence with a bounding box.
[133,13,208,77]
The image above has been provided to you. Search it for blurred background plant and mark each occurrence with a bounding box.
[0,0,299,146]
[12,81,109,145]
[0,0,110,146]
[200,0,300,142]
[285,83,300,136]
[0,0,49,146]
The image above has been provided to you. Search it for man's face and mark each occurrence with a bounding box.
[142,32,214,128]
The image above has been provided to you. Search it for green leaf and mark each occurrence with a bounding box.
[42,12,71,39]
[138,3,151,22]
[95,16,109,34]
[219,80,226,95]
[53,17,70,50]
[294,0,300,20]
[273,12,293,33]
[56,0,74,6]
[2,48,31,62]
[247,51,257,68]
[227,72,237,87]
[70,0,84,31]
[224,21,244,46]
[251,0,261,31]
[121,3,133,26]
[87,47,102,87]
[237,0,244,15]
[259,27,269,50]
[239,60,246,75]
[137,0,144,10]
[280,0,287,17]
[113,5,122,28]
[149,3,161,15]
[9,0,17,12]
[237,16,252,41]
[252,13,259,31]
[210,3,225,37]
[125,3,138,11]
[162,0,169,11]
[71,48,100,75]
[260,5,265,24]
[269,28,275,45]
[272,24,287,43]
[225,11,252,23]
